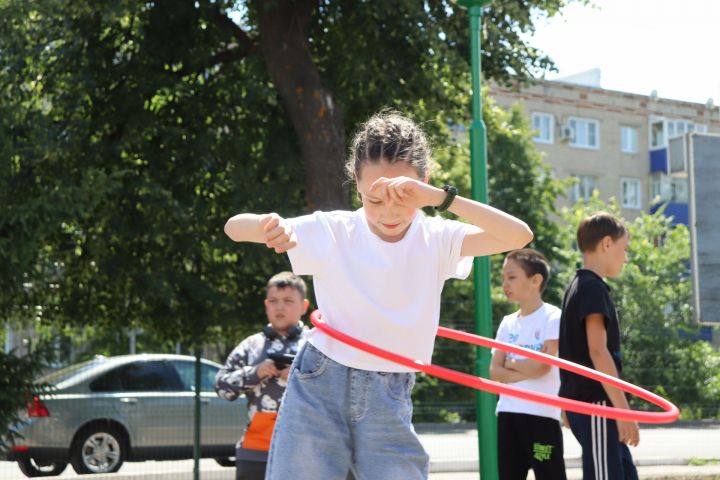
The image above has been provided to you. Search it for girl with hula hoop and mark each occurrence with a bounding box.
[224,111,533,480]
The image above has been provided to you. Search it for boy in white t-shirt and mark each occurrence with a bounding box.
[224,112,533,480]
[490,248,567,480]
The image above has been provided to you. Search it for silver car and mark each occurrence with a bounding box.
[7,354,246,477]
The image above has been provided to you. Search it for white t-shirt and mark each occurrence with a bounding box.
[287,208,474,372]
[494,303,561,420]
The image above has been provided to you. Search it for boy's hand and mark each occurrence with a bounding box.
[561,411,570,428]
[256,359,279,379]
[618,420,640,446]
[503,356,517,371]
[369,176,444,209]
[279,366,290,381]
[260,213,297,253]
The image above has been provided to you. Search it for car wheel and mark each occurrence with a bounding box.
[17,458,68,477]
[215,457,236,467]
[70,424,126,474]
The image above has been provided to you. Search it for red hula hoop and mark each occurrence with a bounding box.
[309,310,679,424]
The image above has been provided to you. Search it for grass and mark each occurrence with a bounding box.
[688,459,720,467]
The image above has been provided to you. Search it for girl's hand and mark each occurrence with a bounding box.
[259,213,297,253]
[368,176,444,209]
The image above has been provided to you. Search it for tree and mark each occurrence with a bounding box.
[0,348,52,455]
[1,0,581,351]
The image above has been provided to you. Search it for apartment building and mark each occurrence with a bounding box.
[489,76,720,223]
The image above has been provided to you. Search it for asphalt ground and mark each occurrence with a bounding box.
[1,421,718,479]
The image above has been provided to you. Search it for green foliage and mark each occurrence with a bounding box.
[0,0,581,351]
[0,349,53,456]
[0,0,303,348]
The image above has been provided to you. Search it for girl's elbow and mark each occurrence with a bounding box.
[514,224,534,248]
[224,220,240,242]
[522,227,534,246]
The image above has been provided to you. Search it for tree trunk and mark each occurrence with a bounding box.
[256,0,350,210]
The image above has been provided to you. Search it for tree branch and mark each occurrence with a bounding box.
[207,5,256,56]
[178,6,258,77]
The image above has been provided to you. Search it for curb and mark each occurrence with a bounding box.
[415,420,720,432]
[429,457,700,473]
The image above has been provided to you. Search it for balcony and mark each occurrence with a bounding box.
[649,148,668,173]
[650,201,688,226]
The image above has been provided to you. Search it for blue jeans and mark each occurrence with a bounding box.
[567,406,639,480]
[266,343,429,480]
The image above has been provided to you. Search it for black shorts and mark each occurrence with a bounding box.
[497,411,567,480]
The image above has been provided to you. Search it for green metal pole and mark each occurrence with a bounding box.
[458,1,498,478]
[193,349,202,480]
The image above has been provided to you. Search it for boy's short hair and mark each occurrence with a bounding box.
[576,211,628,253]
[505,249,551,292]
[266,271,307,299]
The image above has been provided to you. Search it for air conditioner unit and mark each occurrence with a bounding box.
[559,126,573,142]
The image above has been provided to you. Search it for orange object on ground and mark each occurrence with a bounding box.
[242,411,278,451]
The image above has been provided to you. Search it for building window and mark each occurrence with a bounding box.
[671,177,688,203]
[532,112,554,144]
[569,175,597,203]
[650,173,688,203]
[667,120,705,139]
[650,119,665,148]
[649,117,707,148]
[650,173,667,202]
[568,117,599,149]
[620,126,638,153]
[621,177,642,209]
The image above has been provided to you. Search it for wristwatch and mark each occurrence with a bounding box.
[435,185,458,212]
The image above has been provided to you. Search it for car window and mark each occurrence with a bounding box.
[38,358,107,386]
[90,361,183,392]
[171,361,219,392]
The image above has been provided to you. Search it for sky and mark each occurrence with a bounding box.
[525,0,720,105]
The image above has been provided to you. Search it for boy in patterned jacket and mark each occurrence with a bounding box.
[215,272,310,480]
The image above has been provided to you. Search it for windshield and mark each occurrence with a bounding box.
[38,358,107,386]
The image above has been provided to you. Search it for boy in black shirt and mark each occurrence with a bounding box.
[558,212,639,480]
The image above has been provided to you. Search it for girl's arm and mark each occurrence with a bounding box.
[369,176,533,257]
[447,196,533,257]
[224,213,297,253]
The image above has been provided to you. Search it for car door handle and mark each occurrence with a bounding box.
[119,397,138,404]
